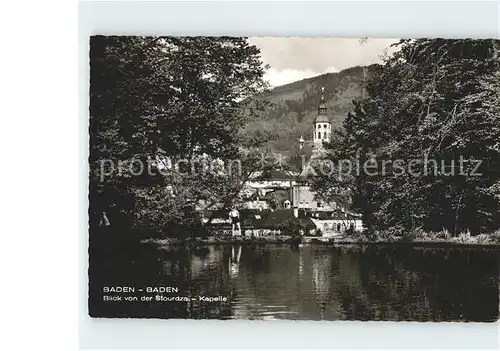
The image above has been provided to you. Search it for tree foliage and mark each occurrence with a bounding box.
[89,36,267,237]
[313,39,500,235]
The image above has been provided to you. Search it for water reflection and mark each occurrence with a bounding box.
[229,245,242,278]
[89,244,500,321]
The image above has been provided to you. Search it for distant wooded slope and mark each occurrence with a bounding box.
[241,65,374,153]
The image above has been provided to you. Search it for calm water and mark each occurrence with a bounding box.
[89,244,500,321]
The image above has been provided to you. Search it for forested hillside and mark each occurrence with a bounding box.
[241,66,370,152]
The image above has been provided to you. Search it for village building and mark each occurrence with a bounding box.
[202,209,317,237]
[198,86,363,237]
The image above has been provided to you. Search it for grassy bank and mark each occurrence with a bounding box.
[141,235,297,249]
[141,229,500,248]
[335,228,500,247]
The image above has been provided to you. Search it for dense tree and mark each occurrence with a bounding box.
[89,36,267,238]
[313,39,500,235]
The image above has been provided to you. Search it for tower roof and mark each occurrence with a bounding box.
[314,114,330,123]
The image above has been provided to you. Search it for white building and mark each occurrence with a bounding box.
[313,86,331,149]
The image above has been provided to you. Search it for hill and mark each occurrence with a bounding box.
[241,65,373,153]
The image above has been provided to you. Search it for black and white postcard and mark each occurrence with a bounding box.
[88,37,500,321]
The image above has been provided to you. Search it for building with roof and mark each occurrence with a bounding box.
[246,169,298,190]
[308,210,363,236]
[202,208,317,237]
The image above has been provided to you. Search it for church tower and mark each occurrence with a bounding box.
[313,87,331,149]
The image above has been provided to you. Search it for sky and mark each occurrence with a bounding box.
[247,38,399,87]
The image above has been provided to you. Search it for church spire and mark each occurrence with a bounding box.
[313,86,331,148]
[318,86,327,115]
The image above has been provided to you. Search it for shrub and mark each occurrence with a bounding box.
[490,230,500,243]
[436,228,452,240]
[344,227,354,236]
[401,227,426,242]
[476,234,490,244]
[279,218,307,239]
[386,226,406,237]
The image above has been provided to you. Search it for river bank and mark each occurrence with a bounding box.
[141,231,500,249]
